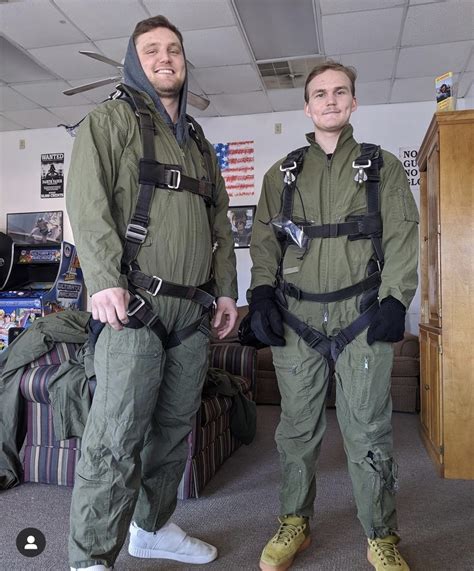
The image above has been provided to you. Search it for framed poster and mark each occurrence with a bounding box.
[6,211,63,245]
[227,205,256,249]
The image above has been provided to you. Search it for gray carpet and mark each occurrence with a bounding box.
[1,406,473,570]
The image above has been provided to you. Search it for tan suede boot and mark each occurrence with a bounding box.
[259,515,311,571]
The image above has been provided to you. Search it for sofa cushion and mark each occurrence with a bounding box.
[391,356,419,378]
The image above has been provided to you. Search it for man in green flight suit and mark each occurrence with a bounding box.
[248,61,418,571]
[66,15,238,571]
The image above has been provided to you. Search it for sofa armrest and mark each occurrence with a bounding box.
[209,343,257,395]
[393,334,419,359]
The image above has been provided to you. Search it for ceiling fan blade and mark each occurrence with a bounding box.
[63,77,121,96]
[79,50,123,68]
[188,91,210,111]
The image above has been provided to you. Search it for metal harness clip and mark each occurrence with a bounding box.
[167,169,181,190]
[127,294,146,317]
[280,161,297,184]
[352,159,371,184]
[148,276,163,296]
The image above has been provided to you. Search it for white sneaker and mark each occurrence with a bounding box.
[70,566,111,570]
[128,521,218,564]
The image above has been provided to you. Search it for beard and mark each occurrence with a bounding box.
[151,76,185,99]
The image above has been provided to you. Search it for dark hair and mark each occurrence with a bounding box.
[132,15,183,46]
[304,60,357,102]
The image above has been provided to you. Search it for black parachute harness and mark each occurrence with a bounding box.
[116,84,217,349]
[273,143,384,365]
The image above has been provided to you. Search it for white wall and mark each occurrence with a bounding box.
[0,99,440,334]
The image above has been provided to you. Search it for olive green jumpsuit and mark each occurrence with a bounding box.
[249,125,418,538]
[66,93,237,567]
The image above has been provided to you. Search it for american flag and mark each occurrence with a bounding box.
[214,140,255,198]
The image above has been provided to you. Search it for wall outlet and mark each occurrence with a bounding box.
[19,139,26,149]
[274,123,282,135]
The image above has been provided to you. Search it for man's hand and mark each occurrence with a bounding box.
[212,296,238,340]
[91,287,130,331]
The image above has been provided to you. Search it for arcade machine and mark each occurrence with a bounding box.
[0,232,86,351]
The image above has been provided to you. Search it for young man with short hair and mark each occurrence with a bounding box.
[248,61,418,571]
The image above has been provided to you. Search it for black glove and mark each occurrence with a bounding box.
[249,285,285,347]
[367,296,406,345]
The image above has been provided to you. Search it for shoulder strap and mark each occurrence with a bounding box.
[357,143,384,267]
[279,146,309,221]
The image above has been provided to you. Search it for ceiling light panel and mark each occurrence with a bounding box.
[234,0,319,60]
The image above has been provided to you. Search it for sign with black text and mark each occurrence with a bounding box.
[41,153,64,198]
[399,147,419,192]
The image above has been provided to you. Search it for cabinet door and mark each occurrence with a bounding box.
[420,327,443,463]
[426,138,442,327]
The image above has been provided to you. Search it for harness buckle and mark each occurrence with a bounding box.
[167,169,181,190]
[127,294,146,317]
[280,161,297,184]
[147,276,163,296]
[126,223,148,244]
[352,159,371,184]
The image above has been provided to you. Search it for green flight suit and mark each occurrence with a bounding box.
[249,125,418,538]
[66,92,237,567]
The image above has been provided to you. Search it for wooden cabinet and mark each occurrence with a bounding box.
[418,110,474,480]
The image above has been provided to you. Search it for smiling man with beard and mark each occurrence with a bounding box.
[66,15,237,571]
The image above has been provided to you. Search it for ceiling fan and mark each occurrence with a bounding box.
[63,50,210,111]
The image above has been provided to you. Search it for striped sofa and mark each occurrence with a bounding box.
[19,341,256,499]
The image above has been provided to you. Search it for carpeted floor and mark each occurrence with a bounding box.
[1,406,473,570]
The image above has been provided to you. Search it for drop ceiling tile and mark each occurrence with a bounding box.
[143,0,236,30]
[322,8,404,54]
[192,65,262,95]
[391,76,438,102]
[182,27,252,67]
[1,108,63,130]
[320,0,405,15]
[0,114,25,132]
[190,101,220,117]
[402,3,474,47]
[55,0,147,40]
[329,50,396,82]
[49,105,97,125]
[0,37,55,83]
[458,71,473,98]
[267,88,305,112]
[397,41,473,78]
[12,81,92,108]
[468,51,474,71]
[28,43,119,80]
[210,92,272,116]
[94,38,129,66]
[355,80,391,105]
[0,1,87,49]
[0,86,39,112]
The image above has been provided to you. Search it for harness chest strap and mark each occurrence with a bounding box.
[275,143,384,361]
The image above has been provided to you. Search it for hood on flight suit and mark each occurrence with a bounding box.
[123,34,189,145]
